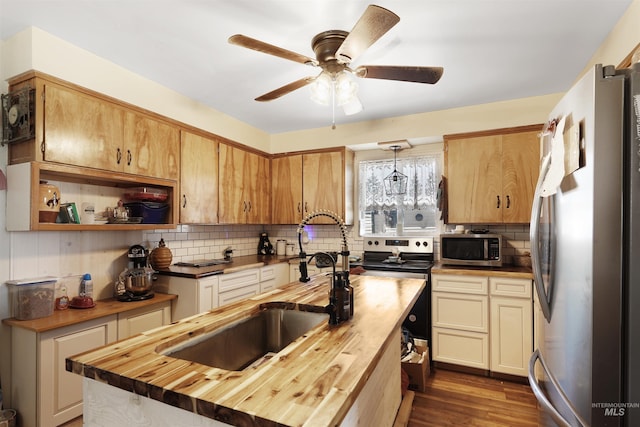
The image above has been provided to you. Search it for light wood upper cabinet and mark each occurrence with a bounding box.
[180,131,218,224]
[9,76,180,181]
[218,143,271,224]
[123,111,180,180]
[272,155,304,224]
[271,148,353,225]
[445,125,541,224]
[42,83,125,171]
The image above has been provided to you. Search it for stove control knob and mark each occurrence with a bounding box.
[367,240,373,246]
[422,241,429,247]
[374,240,379,245]
[415,241,421,247]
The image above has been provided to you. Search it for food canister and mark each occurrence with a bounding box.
[276,239,286,256]
[286,243,296,256]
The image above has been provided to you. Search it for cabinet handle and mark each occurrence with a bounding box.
[243,201,247,212]
[297,202,301,213]
[247,201,252,212]
[496,195,500,209]
[127,150,132,166]
[116,148,122,165]
[304,202,309,213]
[506,195,511,209]
[182,195,187,208]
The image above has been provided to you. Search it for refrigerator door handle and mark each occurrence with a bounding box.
[530,153,553,322]
[528,349,589,427]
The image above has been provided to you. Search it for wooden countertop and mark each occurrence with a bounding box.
[432,262,533,279]
[66,275,425,427]
[156,254,296,278]
[2,293,177,333]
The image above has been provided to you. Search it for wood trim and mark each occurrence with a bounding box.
[443,123,543,141]
[433,361,490,377]
[271,146,351,158]
[618,42,640,69]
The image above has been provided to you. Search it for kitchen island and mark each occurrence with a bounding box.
[66,274,425,426]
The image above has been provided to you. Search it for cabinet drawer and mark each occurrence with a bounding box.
[219,269,260,293]
[432,274,488,294]
[489,277,532,298]
[218,283,260,307]
[432,293,488,333]
[432,327,489,369]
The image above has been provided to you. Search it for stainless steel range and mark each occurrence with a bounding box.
[360,236,434,343]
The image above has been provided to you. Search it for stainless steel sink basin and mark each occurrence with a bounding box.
[163,308,328,371]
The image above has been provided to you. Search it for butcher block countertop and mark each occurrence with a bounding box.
[156,254,296,279]
[2,293,177,333]
[432,262,533,279]
[67,274,425,427]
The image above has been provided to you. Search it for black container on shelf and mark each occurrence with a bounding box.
[124,202,169,224]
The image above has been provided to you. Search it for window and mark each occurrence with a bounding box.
[359,154,440,235]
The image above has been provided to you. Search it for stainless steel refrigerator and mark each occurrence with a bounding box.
[529,63,640,426]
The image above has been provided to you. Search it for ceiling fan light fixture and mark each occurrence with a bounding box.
[342,96,363,115]
[334,72,358,106]
[309,72,333,106]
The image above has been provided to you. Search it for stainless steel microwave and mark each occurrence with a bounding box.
[440,233,503,267]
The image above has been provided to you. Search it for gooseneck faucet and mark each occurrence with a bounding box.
[297,210,353,325]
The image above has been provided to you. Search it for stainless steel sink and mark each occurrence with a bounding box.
[162,308,328,371]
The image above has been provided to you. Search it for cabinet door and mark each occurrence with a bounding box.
[117,302,171,339]
[245,151,271,224]
[43,83,124,171]
[180,131,218,224]
[123,111,180,180]
[302,151,344,224]
[501,130,540,223]
[198,276,219,313]
[432,327,489,369]
[490,296,533,376]
[218,144,248,223]
[446,135,503,223]
[39,315,117,427]
[272,155,303,224]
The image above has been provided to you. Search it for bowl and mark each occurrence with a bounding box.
[70,296,95,309]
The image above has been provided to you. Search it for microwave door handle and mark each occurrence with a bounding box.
[530,154,552,322]
[528,349,588,427]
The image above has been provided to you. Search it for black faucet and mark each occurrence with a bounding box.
[296,210,353,325]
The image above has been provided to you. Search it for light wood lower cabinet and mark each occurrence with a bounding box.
[218,268,261,307]
[432,273,533,376]
[259,263,289,293]
[8,301,172,427]
[432,274,490,369]
[154,275,219,321]
[157,265,290,321]
[489,277,533,376]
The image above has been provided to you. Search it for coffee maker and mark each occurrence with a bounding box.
[116,244,155,301]
[257,232,275,255]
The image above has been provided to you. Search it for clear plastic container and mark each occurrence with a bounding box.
[7,277,57,320]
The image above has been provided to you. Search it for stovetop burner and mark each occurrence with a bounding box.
[117,291,155,302]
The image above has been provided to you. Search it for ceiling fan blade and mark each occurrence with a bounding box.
[335,5,400,63]
[255,77,316,102]
[355,65,444,84]
[229,34,319,66]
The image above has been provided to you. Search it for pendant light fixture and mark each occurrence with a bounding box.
[384,145,407,195]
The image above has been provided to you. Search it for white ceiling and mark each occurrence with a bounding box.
[0,0,633,135]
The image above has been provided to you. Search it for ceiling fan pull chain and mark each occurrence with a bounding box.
[331,77,336,130]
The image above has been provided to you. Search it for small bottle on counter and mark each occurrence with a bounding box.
[55,286,69,310]
[82,273,93,298]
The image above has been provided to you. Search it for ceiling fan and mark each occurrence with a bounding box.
[228,4,443,118]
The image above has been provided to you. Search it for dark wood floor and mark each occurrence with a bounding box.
[408,368,541,426]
